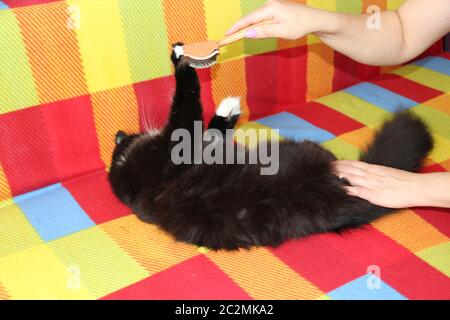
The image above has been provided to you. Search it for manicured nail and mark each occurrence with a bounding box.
[245,29,257,39]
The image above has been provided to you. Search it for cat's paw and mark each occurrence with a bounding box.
[216,97,241,118]
[171,42,185,66]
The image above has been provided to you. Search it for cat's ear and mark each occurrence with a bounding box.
[115,130,127,145]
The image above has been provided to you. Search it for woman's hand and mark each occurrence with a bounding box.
[226,0,334,40]
[226,0,450,66]
[334,160,450,209]
[334,160,423,208]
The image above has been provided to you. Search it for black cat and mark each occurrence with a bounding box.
[108,44,433,251]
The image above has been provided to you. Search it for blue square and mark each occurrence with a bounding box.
[327,274,407,300]
[343,82,418,112]
[412,56,450,76]
[14,183,95,242]
[255,112,335,142]
[0,2,8,9]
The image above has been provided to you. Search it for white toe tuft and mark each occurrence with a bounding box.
[216,96,241,117]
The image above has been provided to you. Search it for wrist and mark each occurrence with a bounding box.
[409,173,429,207]
[308,7,343,36]
[415,173,450,208]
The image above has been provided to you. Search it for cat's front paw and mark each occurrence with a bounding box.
[171,42,185,66]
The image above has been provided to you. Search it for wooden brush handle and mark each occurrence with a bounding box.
[218,20,276,47]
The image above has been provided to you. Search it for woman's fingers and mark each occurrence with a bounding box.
[334,163,372,178]
[338,172,368,188]
[343,186,373,202]
[334,161,391,177]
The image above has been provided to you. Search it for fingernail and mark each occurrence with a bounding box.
[245,29,257,39]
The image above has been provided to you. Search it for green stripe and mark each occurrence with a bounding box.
[322,137,361,160]
[411,105,450,140]
[317,91,389,126]
[118,0,171,82]
[390,65,450,92]
[335,0,362,14]
[241,0,277,56]
[0,10,39,114]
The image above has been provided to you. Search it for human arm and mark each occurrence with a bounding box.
[334,160,450,208]
[226,0,450,66]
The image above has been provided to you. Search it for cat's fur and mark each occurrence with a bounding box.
[108,44,433,251]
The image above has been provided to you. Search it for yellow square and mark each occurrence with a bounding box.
[49,226,148,299]
[372,210,449,253]
[423,93,450,116]
[322,137,361,160]
[440,158,450,171]
[411,104,450,140]
[429,134,450,163]
[68,0,132,93]
[234,122,283,149]
[0,163,11,203]
[90,85,140,167]
[0,282,11,300]
[317,91,389,126]
[204,0,244,63]
[211,59,249,123]
[387,0,405,10]
[416,242,450,277]
[0,202,42,257]
[0,244,93,299]
[338,126,376,151]
[101,215,199,275]
[307,0,336,11]
[207,247,324,299]
[307,43,334,101]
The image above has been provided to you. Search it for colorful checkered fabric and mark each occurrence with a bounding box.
[0,0,449,300]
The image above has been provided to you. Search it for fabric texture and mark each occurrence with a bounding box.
[0,0,449,300]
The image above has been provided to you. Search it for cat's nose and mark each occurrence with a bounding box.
[115,131,127,145]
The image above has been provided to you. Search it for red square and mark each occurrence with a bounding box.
[101,255,251,300]
[3,0,58,8]
[41,95,104,181]
[320,225,414,269]
[245,52,280,120]
[269,234,364,292]
[0,106,58,195]
[62,170,131,224]
[369,73,443,103]
[276,46,307,110]
[287,101,364,136]
[134,76,174,132]
[419,163,447,173]
[382,254,450,299]
[333,52,380,92]
[413,207,450,238]
[440,52,450,60]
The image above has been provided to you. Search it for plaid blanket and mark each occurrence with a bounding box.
[0,0,449,299]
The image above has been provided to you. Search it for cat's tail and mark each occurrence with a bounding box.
[360,111,433,171]
[337,111,433,229]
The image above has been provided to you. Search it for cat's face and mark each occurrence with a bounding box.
[108,130,141,206]
[108,129,166,209]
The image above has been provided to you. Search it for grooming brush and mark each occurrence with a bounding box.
[179,20,276,68]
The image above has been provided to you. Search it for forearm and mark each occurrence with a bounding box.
[308,0,450,66]
[414,172,450,208]
[313,10,406,66]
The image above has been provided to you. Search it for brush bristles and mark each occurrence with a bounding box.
[186,55,219,69]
